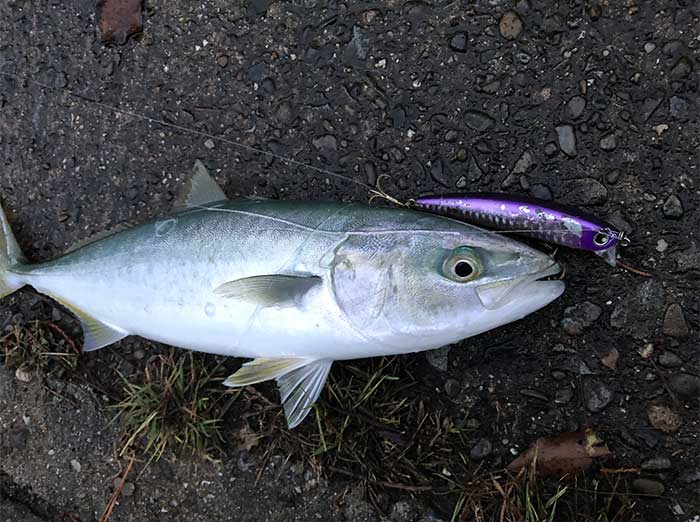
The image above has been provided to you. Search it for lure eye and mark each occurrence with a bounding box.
[593,231,610,246]
[444,248,481,282]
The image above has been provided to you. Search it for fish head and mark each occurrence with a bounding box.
[330,219,565,351]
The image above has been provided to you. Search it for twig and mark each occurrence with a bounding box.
[600,467,641,474]
[618,259,652,277]
[100,454,136,522]
[329,466,433,492]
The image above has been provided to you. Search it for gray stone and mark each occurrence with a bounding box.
[584,379,613,412]
[669,96,690,119]
[658,351,682,368]
[599,133,617,151]
[449,32,468,53]
[641,456,672,471]
[464,110,495,131]
[425,346,450,371]
[668,374,700,400]
[609,280,665,339]
[566,96,586,119]
[469,438,493,461]
[670,56,693,79]
[662,195,683,218]
[554,388,573,404]
[561,178,608,205]
[555,125,577,156]
[662,304,689,338]
[561,301,602,335]
[632,478,665,496]
[499,11,523,40]
[444,378,460,398]
[311,134,338,151]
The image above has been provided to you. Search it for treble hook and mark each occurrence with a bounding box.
[367,174,408,207]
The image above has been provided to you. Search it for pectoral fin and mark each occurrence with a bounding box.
[174,159,228,211]
[224,357,333,429]
[213,275,321,307]
[52,297,128,352]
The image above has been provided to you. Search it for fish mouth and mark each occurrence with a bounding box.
[475,261,564,310]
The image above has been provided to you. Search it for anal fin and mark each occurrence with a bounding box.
[224,357,333,429]
[52,297,128,352]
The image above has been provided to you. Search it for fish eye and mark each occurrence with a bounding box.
[593,231,610,246]
[444,248,481,282]
[455,260,474,278]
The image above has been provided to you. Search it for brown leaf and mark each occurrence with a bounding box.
[234,424,260,452]
[647,404,682,433]
[96,0,143,45]
[600,348,619,370]
[507,428,612,479]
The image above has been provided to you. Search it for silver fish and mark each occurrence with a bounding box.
[0,165,564,427]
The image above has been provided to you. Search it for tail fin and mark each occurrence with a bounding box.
[0,201,27,298]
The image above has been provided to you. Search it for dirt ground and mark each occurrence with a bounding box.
[0,0,698,521]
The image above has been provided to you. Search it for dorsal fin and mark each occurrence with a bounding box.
[174,160,228,211]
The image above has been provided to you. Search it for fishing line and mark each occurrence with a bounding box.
[0,70,636,247]
[0,70,376,193]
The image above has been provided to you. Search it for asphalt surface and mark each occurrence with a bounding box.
[0,1,698,521]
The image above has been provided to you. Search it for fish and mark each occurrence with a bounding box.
[0,165,565,428]
[411,192,628,266]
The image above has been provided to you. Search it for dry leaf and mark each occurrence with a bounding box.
[647,404,682,433]
[234,424,261,451]
[96,0,143,45]
[507,428,611,479]
[600,348,619,370]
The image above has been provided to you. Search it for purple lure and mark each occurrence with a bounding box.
[412,193,628,266]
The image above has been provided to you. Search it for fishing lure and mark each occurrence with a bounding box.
[411,192,629,266]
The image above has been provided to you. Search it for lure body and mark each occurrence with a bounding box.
[412,193,626,266]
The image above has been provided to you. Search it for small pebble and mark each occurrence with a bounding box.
[449,32,468,53]
[662,304,689,338]
[15,367,32,383]
[499,11,523,40]
[204,139,215,150]
[551,370,567,381]
[519,389,548,401]
[561,301,602,335]
[644,42,656,53]
[647,404,682,433]
[641,456,672,471]
[662,195,684,218]
[464,110,495,132]
[658,351,682,368]
[554,388,573,404]
[444,378,460,398]
[668,374,700,400]
[555,125,577,157]
[584,379,613,412]
[656,239,668,252]
[71,459,82,472]
[425,347,450,372]
[632,478,665,496]
[599,133,617,151]
[469,438,493,461]
[566,96,586,119]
